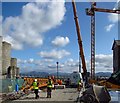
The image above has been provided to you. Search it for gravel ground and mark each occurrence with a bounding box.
[10,88,79,102]
[1,88,119,103]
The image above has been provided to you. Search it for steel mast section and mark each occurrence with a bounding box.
[86,2,120,79]
[72,0,87,77]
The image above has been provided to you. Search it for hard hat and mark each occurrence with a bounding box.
[35,79,37,82]
[48,76,51,80]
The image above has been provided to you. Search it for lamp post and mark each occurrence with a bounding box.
[56,62,59,79]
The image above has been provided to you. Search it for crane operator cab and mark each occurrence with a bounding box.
[70,71,84,88]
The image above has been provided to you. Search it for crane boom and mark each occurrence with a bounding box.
[86,8,120,16]
[72,0,87,75]
[94,8,120,14]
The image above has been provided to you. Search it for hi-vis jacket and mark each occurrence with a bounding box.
[78,80,82,85]
[33,81,39,89]
[47,80,52,88]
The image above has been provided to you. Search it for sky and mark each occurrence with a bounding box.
[0,0,120,73]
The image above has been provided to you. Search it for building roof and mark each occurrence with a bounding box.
[112,40,120,50]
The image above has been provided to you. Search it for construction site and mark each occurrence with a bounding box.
[0,0,120,103]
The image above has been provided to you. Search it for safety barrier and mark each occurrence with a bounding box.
[0,78,24,93]
[21,78,48,91]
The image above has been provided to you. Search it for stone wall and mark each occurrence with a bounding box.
[0,36,2,78]
[2,41,11,75]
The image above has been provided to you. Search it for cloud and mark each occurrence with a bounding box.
[2,1,66,50]
[108,14,119,23]
[85,54,113,73]
[93,54,113,73]
[18,58,78,73]
[52,36,70,47]
[95,54,112,64]
[65,58,78,67]
[18,54,113,73]
[105,24,115,32]
[38,49,70,59]
[107,1,120,23]
[28,58,34,63]
[18,58,52,66]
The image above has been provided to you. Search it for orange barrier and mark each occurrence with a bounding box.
[21,77,63,92]
[57,79,62,85]
[21,78,48,91]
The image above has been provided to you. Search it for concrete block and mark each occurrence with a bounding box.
[54,85,65,89]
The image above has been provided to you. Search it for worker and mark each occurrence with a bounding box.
[51,75,56,84]
[15,77,19,93]
[77,79,82,91]
[47,76,53,98]
[51,75,55,89]
[33,79,39,99]
[66,78,70,87]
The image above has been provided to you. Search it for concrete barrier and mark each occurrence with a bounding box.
[54,85,65,89]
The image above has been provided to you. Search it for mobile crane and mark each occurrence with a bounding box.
[72,1,111,102]
[72,0,89,87]
[72,0,120,90]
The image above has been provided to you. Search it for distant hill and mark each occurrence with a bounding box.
[20,71,49,77]
[50,72,70,76]
[20,71,70,78]
[95,72,112,77]
[20,71,112,78]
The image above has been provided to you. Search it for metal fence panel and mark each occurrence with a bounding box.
[0,78,24,93]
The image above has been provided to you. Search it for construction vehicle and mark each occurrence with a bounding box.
[72,0,120,90]
[70,71,83,87]
[72,1,111,102]
[72,0,89,87]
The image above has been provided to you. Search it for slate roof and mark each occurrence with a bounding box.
[112,40,120,50]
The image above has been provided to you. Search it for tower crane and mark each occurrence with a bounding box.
[86,2,120,79]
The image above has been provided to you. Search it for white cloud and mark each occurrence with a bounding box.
[18,54,113,73]
[17,59,27,64]
[108,14,119,23]
[28,58,34,63]
[105,24,115,32]
[87,54,113,73]
[38,49,70,59]
[52,36,70,47]
[2,1,66,50]
[107,1,120,23]
[43,59,54,62]
[85,54,113,73]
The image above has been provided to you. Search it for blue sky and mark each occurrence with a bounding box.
[1,1,119,73]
